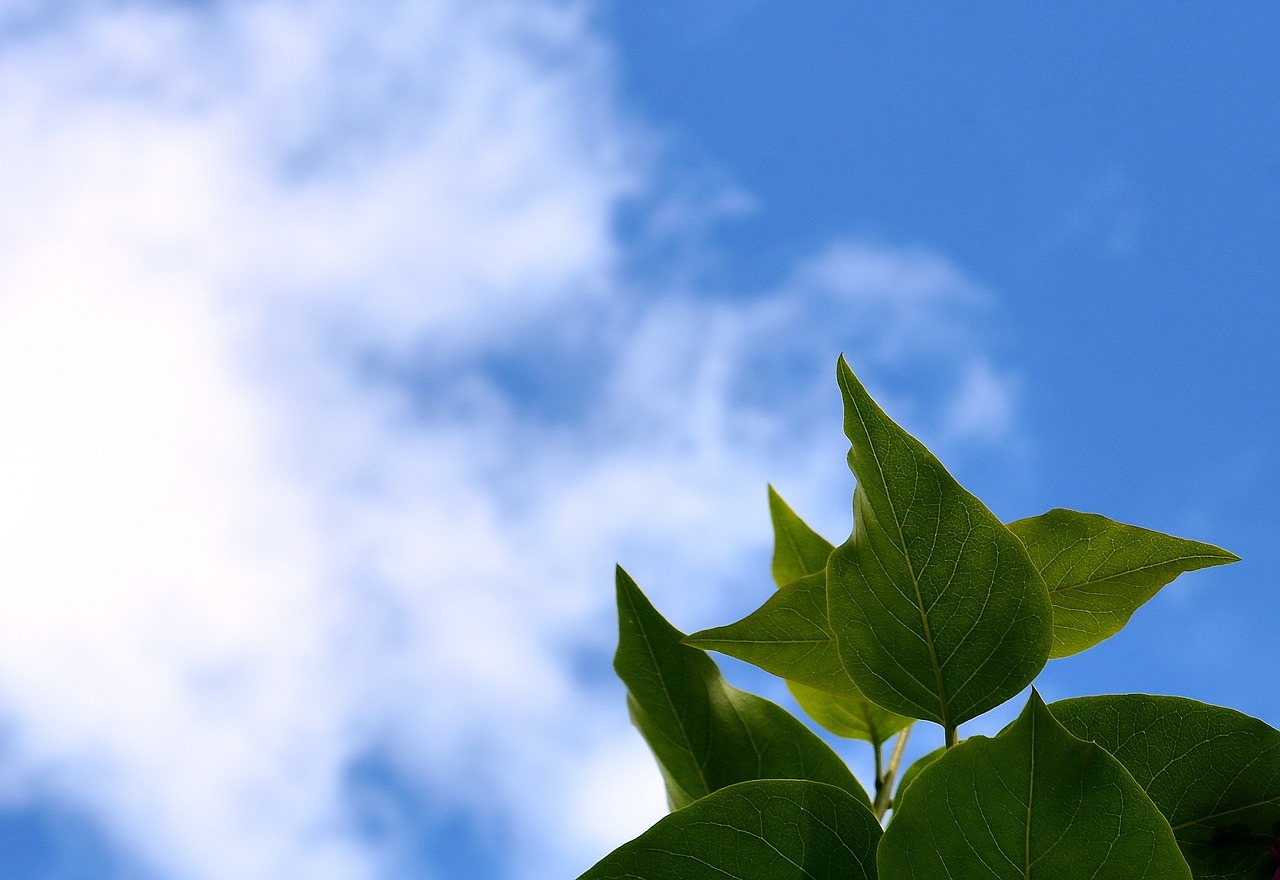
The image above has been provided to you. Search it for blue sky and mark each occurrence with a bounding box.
[0,2,1275,878]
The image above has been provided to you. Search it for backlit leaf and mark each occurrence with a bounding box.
[613,566,869,810]
[1009,509,1239,657]
[685,571,860,698]
[827,357,1052,726]
[1051,694,1280,879]
[880,691,1192,880]
[576,779,881,880]
[688,487,912,742]
[768,484,835,586]
[787,681,911,747]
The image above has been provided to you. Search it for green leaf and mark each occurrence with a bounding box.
[685,571,861,698]
[787,680,912,747]
[613,566,870,811]
[688,488,914,743]
[686,483,855,695]
[685,572,912,743]
[893,744,946,801]
[683,489,840,693]
[1008,509,1240,658]
[880,691,1192,880]
[576,779,881,880]
[768,484,835,585]
[1051,694,1280,879]
[827,357,1053,727]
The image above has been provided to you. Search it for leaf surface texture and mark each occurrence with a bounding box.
[880,691,1192,879]
[826,358,1052,725]
[1052,694,1280,879]
[1009,509,1238,657]
[613,567,868,810]
[688,487,911,742]
[576,779,881,880]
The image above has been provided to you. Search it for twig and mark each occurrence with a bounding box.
[873,725,912,819]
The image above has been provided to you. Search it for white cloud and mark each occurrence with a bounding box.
[940,358,1020,445]
[0,2,1025,879]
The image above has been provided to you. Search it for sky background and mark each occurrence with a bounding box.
[0,1,1276,878]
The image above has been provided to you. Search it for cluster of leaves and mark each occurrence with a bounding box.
[576,357,1280,880]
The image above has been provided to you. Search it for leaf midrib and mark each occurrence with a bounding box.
[1171,796,1280,831]
[695,636,831,646]
[842,367,951,731]
[1049,554,1234,595]
[626,586,712,797]
[1025,705,1035,879]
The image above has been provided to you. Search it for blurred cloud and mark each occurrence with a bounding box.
[0,1,1024,878]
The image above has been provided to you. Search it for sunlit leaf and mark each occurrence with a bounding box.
[827,357,1052,726]
[1051,694,1280,879]
[880,691,1192,879]
[686,490,850,696]
[787,680,911,747]
[768,483,835,586]
[576,779,881,880]
[613,566,869,810]
[688,487,912,742]
[1009,509,1239,657]
[685,571,861,698]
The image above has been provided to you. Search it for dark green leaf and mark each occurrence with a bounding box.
[1051,694,1280,879]
[613,566,870,810]
[685,571,861,698]
[1009,509,1239,658]
[827,357,1053,726]
[893,745,946,801]
[880,691,1192,880]
[768,484,835,585]
[787,680,912,747]
[576,779,881,880]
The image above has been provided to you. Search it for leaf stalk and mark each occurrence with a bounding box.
[873,725,912,819]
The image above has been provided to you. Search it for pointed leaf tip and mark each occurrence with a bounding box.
[685,570,862,699]
[614,569,869,810]
[689,486,911,743]
[1010,509,1242,657]
[767,485,835,587]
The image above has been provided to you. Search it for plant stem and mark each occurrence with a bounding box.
[945,723,959,749]
[873,725,912,820]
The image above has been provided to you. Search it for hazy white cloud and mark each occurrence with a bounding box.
[0,2,1024,879]
[0,1,630,877]
[941,359,1020,445]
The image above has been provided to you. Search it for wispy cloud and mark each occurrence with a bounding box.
[0,2,1024,878]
